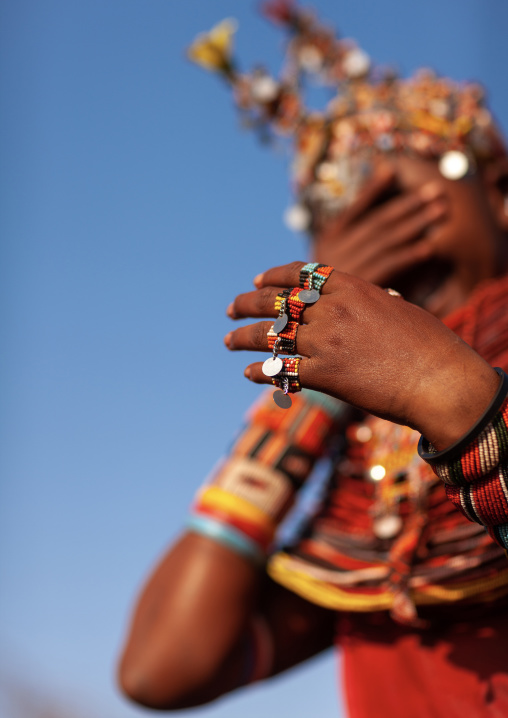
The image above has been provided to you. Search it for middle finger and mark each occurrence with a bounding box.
[228,286,320,323]
[225,320,313,356]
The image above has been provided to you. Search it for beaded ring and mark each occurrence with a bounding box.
[268,321,298,355]
[272,356,302,393]
[299,263,334,292]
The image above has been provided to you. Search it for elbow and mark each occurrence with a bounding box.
[117,647,224,710]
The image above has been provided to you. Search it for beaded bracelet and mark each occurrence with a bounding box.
[196,503,274,551]
[418,368,508,470]
[187,514,266,564]
[418,368,508,549]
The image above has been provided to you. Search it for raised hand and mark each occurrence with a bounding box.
[311,164,448,286]
[225,261,499,451]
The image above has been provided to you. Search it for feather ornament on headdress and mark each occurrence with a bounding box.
[188,0,506,232]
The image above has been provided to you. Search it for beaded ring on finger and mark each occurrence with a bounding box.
[299,263,334,303]
[272,356,302,409]
[268,321,298,355]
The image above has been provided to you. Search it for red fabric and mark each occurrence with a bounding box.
[337,609,508,718]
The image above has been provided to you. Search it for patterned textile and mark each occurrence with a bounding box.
[266,274,508,625]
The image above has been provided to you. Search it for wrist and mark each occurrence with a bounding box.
[418,367,508,461]
[411,362,501,452]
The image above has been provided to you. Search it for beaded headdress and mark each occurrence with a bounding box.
[188,0,506,231]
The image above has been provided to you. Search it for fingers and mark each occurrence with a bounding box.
[334,164,397,228]
[244,360,314,389]
[253,261,307,290]
[224,320,312,356]
[369,181,447,233]
[228,286,284,320]
[253,260,337,294]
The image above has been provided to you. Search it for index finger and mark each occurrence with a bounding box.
[328,163,397,231]
[253,260,336,293]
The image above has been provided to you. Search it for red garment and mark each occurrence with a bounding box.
[338,608,508,718]
[336,276,508,717]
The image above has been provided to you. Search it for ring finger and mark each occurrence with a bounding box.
[244,358,316,389]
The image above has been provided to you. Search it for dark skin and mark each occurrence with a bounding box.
[118,154,508,710]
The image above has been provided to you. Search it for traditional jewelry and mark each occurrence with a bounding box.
[299,263,333,302]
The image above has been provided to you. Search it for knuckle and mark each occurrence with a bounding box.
[288,260,305,276]
[258,286,275,313]
[253,321,269,349]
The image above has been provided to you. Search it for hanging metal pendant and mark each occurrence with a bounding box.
[273,390,292,409]
[273,313,289,334]
[299,288,320,304]
[262,356,283,377]
[373,513,402,539]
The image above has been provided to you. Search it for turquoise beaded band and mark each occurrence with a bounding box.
[187,514,265,564]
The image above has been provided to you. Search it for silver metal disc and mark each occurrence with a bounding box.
[273,390,292,409]
[373,514,402,539]
[273,313,288,334]
[262,356,283,377]
[299,288,320,304]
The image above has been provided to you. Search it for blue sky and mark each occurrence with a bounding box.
[1,1,508,717]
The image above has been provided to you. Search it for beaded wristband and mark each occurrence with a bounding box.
[268,321,298,354]
[197,486,276,528]
[418,368,508,549]
[418,368,508,469]
[187,514,265,564]
[196,503,275,551]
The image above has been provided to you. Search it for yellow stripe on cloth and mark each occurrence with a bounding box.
[268,552,508,612]
[198,486,275,532]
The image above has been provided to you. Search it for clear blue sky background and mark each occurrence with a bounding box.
[1,2,508,717]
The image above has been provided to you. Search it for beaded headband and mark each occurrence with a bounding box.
[188,0,506,231]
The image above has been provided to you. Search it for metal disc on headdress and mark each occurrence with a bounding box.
[262,356,283,377]
[438,151,469,180]
[299,288,320,304]
[273,390,292,409]
[273,313,289,334]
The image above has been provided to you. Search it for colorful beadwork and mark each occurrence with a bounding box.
[299,263,334,291]
[275,287,307,324]
[266,277,508,624]
[268,321,298,355]
[272,357,302,393]
[189,4,507,230]
[187,514,266,564]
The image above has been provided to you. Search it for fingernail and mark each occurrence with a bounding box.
[253,273,264,288]
[244,366,251,379]
[420,182,443,202]
[224,332,233,349]
[226,302,236,318]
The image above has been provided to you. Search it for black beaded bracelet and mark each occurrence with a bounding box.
[418,367,508,464]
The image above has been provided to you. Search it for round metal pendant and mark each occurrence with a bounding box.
[273,313,288,334]
[273,390,292,409]
[262,356,283,377]
[299,288,320,304]
[373,514,402,539]
[438,150,469,180]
